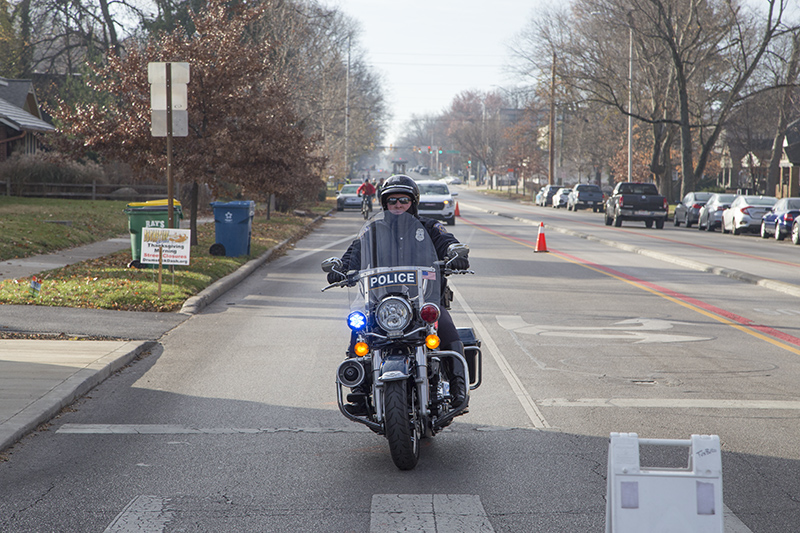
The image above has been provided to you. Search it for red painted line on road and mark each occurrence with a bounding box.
[459,214,800,349]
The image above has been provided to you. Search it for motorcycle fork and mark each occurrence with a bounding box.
[415,346,434,437]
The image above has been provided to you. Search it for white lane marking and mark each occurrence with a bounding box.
[104,495,172,533]
[450,286,550,429]
[497,316,713,344]
[277,233,356,267]
[539,398,800,409]
[57,424,368,434]
[370,494,494,533]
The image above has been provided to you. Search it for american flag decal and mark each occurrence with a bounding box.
[422,271,436,281]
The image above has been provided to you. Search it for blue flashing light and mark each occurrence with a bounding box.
[348,311,367,331]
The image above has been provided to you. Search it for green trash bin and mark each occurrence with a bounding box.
[124,199,183,268]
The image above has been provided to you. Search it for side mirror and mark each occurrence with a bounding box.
[451,192,458,197]
[321,257,343,273]
[446,243,469,259]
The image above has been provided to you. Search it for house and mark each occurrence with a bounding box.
[0,77,55,161]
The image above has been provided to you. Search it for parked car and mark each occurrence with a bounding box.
[536,184,560,207]
[443,176,462,185]
[792,219,800,245]
[552,187,571,208]
[759,197,800,240]
[336,183,362,211]
[604,182,668,228]
[721,195,777,235]
[416,180,457,225]
[567,184,604,212]
[697,193,736,231]
[674,192,713,227]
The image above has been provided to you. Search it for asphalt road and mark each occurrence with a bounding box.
[1,193,799,532]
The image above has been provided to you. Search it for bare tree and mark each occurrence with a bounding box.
[510,0,795,199]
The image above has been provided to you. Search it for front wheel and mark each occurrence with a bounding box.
[384,380,420,470]
[792,222,800,245]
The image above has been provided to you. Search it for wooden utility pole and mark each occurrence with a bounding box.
[549,51,556,186]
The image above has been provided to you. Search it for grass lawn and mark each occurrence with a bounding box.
[0,197,332,312]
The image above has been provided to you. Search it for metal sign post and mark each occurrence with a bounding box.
[149,61,190,292]
[148,61,190,226]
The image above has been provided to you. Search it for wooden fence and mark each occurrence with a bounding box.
[0,180,174,201]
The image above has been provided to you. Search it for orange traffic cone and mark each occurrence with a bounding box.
[534,222,548,253]
[454,202,461,217]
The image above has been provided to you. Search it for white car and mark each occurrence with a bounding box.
[443,176,462,185]
[721,195,777,235]
[552,187,571,208]
[416,180,458,225]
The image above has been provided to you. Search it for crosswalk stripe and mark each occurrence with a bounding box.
[104,495,172,533]
[370,494,494,533]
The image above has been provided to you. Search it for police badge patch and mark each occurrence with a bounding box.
[415,228,425,242]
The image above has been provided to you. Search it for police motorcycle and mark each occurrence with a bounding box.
[321,211,482,470]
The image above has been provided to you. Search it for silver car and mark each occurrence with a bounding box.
[416,180,458,225]
[336,183,363,211]
[721,195,777,235]
[697,193,736,231]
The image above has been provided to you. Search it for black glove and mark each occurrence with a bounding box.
[449,256,469,270]
[327,271,346,284]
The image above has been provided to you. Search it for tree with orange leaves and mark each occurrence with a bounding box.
[48,0,324,239]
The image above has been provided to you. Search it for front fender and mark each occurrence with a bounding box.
[379,354,411,382]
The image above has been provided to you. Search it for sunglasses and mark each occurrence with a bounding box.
[386,197,412,205]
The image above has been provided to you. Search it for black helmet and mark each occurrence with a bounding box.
[380,175,420,215]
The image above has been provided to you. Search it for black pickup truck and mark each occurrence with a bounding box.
[604,182,668,229]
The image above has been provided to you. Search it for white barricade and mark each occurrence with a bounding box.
[606,432,723,533]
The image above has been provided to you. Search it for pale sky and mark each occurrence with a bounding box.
[328,1,542,144]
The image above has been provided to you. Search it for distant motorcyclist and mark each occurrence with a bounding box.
[327,175,470,411]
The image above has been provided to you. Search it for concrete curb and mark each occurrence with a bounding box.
[475,207,800,299]
[0,340,156,454]
[179,213,328,315]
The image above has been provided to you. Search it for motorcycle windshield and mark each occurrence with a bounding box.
[352,211,440,309]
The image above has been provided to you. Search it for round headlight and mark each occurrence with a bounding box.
[376,296,413,332]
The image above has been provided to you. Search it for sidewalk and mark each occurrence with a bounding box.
[0,219,295,454]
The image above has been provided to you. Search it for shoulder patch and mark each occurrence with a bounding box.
[433,222,448,234]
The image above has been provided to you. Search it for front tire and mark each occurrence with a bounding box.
[792,221,800,245]
[760,221,769,238]
[384,380,420,470]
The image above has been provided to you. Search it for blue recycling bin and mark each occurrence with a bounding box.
[209,201,255,257]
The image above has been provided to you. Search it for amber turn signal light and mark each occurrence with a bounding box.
[354,342,370,356]
[425,335,440,349]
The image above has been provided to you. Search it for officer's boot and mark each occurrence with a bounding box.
[445,341,468,408]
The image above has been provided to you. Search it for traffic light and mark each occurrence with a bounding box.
[438,149,443,154]
[427,146,432,154]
